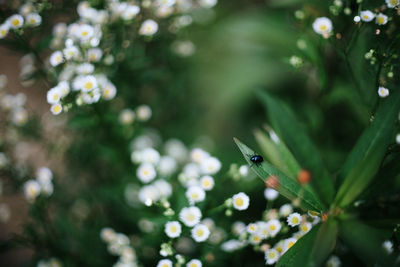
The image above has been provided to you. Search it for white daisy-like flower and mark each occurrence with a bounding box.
[360,10,375,22]
[200,175,214,191]
[119,109,135,125]
[283,237,297,253]
[50,103,63,115]
[53,22,67,37]
[100,227,116,243]
[299,222,312,234]
[186,259,202,267]
[57,81,70,97]
[249,233,262,245]
[221,239,246,252]
[247,223,258,234]
[138,185,159,205]
[386,0,400,8]
[382,240,393,254]
[19,3,34,16]
[232,192,250,210]
[257,221,269,239]
[26,13,42,26]
[49,51,64,67]
[264,188,279,200]
[136,105,152,121]
[80,75,97,92]
[121,5,140,20]
[190,148,209,163]
[179,206,202,227]
[136,163,157,183]
[353,16,361,23]
[375,13,388,25]
[232,221,246,235]
[265,248,279,265]
[378,86,389,98]
[24,180,41,202]
[326,255,341,267]
[191,224,210,242]
[41,182,53,196]
[87,48,103,62]
[36,167,53,185]
[141,147,160,165]
[287,212,302,227]
[165,221,182,238]
[139,19,159,36]
[77,63,95,75]
[157,259,173,267]
[200,157,221,175]
[63,46,80,60]
[312,17,333,35]
[153,179,172,198]
[279,204,293,217]
[267,219,281,237]
[101,82,117,100]
[8,14,24,29]
[47,87,62,104]
[77,24,94,40]
[157,156,177,176]
[186,186,206,204]
[0,23,10,39]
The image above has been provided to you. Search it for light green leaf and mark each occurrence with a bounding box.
[310,219,338,266]
[258,91,335,205]
[234,138,325,213]
[339,219,395,266]
[334,91,400,207]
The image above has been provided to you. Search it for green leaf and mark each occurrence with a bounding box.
[234,138,325,213]
[334,91,400,207]
[310,219,338,266]
[258,91,335,205]
[339,219,395,266]
[276,224,321,267]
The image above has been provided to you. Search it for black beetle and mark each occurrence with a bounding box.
[249,154,263,167]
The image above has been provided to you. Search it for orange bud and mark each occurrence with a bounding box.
[297,169,311,185]
[321,213,328,222]
[265,175,279,189]
[205,253,215,262]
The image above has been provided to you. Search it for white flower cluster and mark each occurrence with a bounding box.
[23,167,54,203]
[47,0,217,115]
[119,105,152,125]
[0,74,29,126]
[0,2,42,39]
[37,258,62,267]
[100,227,138,267]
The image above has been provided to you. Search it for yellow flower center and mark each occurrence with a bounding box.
[196,229,204,236]
[291,217,299,224]
[269,225,276,231]
[12,19,20,26]
[377,17,385,24]
[235,197,243,206]
[288,241,295,248]
[170,226,177,233]
[53,105,61,113]
[319,25,327,31]
[84,82,93,89]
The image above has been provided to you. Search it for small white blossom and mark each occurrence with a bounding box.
[267,219,281,237]
[264,188,279,200]
[157,156,177,176]
[386,0,400,8]
[287,213,302,227]
[8,14,24,29]
[378,86,389,98]
[0,24,10,39]
[247,223,258,234]
[186,259,202,267]
[312,17,333,35]
[87,48,103,62]
[326,255,341,267]
[101,82,117,100]
[190,148,209,163]
[26,13,42,26]
[360,10,375,22]
[80,75,97,92]
[249,233,262,245]
[191,224,210,242]
[136,105,152,121]
[141,147,160,165]
[200,157,221,175]
[186,186,206,204]
[382,240,394,254]
[200,175,214,191]
[119,109,135,125]
[139,20,158,36]
[47,87,62,104]
[279,204,293,217]
[50,103,63,115]
[283,237,297,253]
[376,13,388,25]
[157,259,172,267]
[165,221,182,238]
[299,222,312,234]
[265,248,279,265]
[23,180,41,202]
[232,192,250,210]
[239,165,248,177]
[137,163,157,183]
[49,51,64,67]
[77,24,94,40]
[179,206,202,227]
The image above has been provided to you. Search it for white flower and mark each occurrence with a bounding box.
[179,206,202,227]
[283,237,297,253]
[239,165,248,177]
[264,188,279,200]
[200,175,214,191]
[157,259,172,267]
[249,234,262,245]
[156,0,176,7]
[396,133,400,144]
[26,13,42,26]
[299,222,312,234]
[141,147,160,165]
[0,24,9,39]
[63,46,80,60]
[24,180,41,202]
[186,259,202,267]
[382,240,393,254]
[50,103,63,115]
[375,13,388,25]
[119,109,135,125]
[100,227,116,243]
[232,192,250,210]
[77,24,94,40]
[326,255,341,267]
[137,163,157,183]
[139,20,158,36]
[80,75,97,92]
[266,219,281,237]
[190,148,209,163]
[287,213,302,227]
[232,221,246,235]
[191,224,210,242]
[360,10,375,22]
[47,87,62,104]
[121,5,140,20]
[165,221,182,238]
[247,223,258,234]
[186,186,206,204]
[157,156,177,176]
[199,0,217,8]
[279,204,293,217]
[49,51,64,67]
[36,167,53,185]
[312,17,333,35]
[136,105,152,121]
[58,81,70,97]
[77,63,95,75]
[8,14,24,29]
[265,248,279,265]
[200,157,221,175]
[386,0,400,8]
[221,239,246,252]
[138,185,159,205]
[378,86,389,98]
[87,48,103,62]
[53,23,67,37]
[257,221,269,239]
[101,82,117,100]
[19,3,34,16]
[41,182,54,196]
[153,179,172,198]
[353,16,361,23]
[12,108,28,126]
